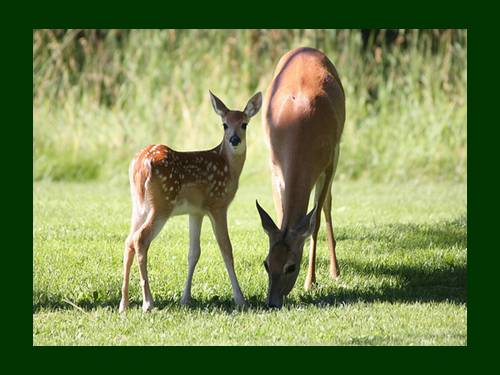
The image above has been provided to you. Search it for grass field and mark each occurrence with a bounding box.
[33,177,467,345]
[33,29,467,345]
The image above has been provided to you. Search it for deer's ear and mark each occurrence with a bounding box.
[290,205,318,239]
[209,90,229,117]
[244,92,262,118]
[256,200,279,236]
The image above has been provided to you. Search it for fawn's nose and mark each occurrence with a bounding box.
[229,135,241,146]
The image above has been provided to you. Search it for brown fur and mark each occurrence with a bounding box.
[119,91,262,312]
[260,47,345,305]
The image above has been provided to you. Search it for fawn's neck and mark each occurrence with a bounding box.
[217,140,246,181]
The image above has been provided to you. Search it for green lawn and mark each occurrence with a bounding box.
[33,178,467,345]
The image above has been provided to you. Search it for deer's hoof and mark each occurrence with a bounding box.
[142,301,154,312]
[235,299,247,308]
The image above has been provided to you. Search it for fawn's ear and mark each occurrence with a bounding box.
[244,92,262,118]
[256,200,279,237]
[209,90,230,117]
[289,205,318,240]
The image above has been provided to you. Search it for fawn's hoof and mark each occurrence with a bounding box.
[118,300,128,313]
[304,278,316,291]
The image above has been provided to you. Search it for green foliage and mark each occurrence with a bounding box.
[33,179,467,345]
[33,29,467,183]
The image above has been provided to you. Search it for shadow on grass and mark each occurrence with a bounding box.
[33,217,467,313]
[335,215,467,251]
[295,260,466,307]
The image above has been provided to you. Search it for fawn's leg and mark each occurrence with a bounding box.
[133,209,166,312]
[181,214,203,305]
[119,234,136,313]
[304,164,334,290]
[119,209,146,313]
[209,209,246,306]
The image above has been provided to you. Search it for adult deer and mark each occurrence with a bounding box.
[256,47,345,308]
[119,91,262,312]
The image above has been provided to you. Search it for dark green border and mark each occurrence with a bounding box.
[15,0,484,369]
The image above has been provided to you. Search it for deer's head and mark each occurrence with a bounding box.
[209,91,262,155]
[255,201,318,308]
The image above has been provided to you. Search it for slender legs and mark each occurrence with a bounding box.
[118,234,136,313]
[119,209,166,312]
[304,167,332,290]
[209,209,246,306]
[120,207,245,312]
[304,145,340,289]
[181,214,203,305]
[271,168,285,227]
[323,190,339,278]
[119,210,144,313]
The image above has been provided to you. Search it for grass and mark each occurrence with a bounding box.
[33,177,467,345]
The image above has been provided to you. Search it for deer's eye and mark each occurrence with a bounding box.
[241,123,248,130]
[223,123,228,130]
[263,261,269,273]
[284,264,296,274]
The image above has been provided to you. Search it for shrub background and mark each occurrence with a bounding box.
[33,29,467,183]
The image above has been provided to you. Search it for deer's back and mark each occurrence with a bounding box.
[263,47,345,177]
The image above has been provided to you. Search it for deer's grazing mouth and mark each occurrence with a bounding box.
[119,90,262,313]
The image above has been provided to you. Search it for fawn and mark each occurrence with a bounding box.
[119,91,262,312]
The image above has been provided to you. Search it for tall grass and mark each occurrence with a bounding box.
[33,29,467,183]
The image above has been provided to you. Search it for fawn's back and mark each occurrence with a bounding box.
[130,143,237,217]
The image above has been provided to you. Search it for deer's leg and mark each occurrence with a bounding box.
[323,190,339,278]
[133,209,166,312]
[271,167,284,227]
[209,209,246,306]
[181,214,203,306]
[324,145,340,279]
[119,209,146,313]
[304,164,335,290]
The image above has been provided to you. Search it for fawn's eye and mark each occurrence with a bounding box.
[223,123,228,130]
[263,261,269,273]
[241,123,248,130]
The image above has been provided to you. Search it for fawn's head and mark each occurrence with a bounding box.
[255,201,318,308]
[209,91,262,155]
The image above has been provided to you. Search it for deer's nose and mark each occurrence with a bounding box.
[229,135,241,146]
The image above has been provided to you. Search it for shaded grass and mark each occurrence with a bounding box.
[33,179,466,345]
